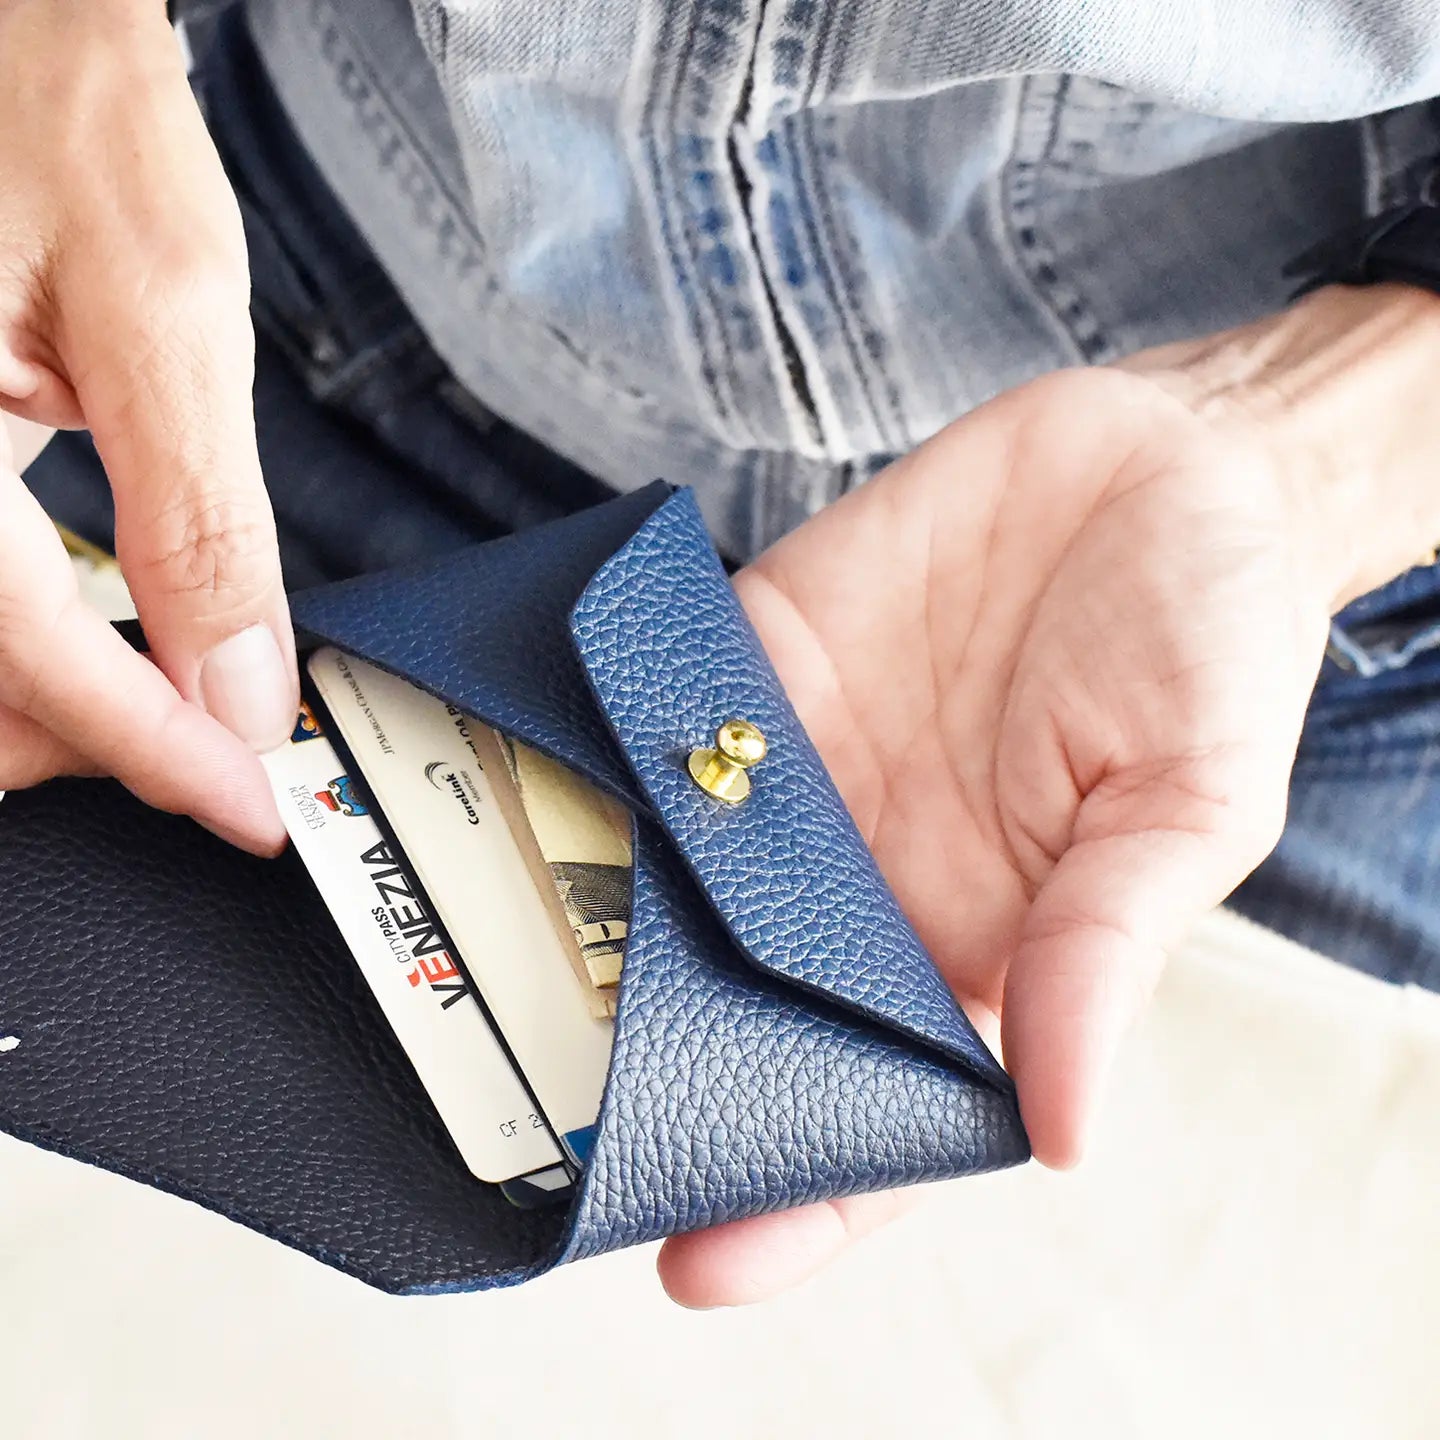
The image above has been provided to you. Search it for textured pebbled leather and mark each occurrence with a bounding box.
[560,821,1028,1259]
[0,484,1028,1291]
[571,491,1011,1091]
[0,779,565,1294]
[288,480,671,812]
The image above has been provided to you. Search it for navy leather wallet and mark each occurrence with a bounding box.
[0,483,1029,1293]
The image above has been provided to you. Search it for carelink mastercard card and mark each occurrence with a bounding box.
[262,707,565,1186]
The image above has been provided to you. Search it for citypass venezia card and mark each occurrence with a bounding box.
[262,705,564,1184]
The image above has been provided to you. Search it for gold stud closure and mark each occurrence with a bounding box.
[687,719,768,804]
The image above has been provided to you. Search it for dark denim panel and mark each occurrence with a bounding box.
[1234,573,1440,988]
[1326,559,1440,682]
[22,334,484,592]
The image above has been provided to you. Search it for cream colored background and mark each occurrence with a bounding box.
[2,910,1438,1439]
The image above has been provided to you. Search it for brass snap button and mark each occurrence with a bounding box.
[687,719,768,804]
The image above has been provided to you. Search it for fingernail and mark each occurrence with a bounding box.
[200,624,295,752]
[197,812,289,858]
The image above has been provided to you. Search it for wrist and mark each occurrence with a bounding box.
[1120,283,1440,612]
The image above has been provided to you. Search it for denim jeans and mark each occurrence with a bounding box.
[245,0,1440,562]
[1230,580,1440,989]
[22,9,1440,992]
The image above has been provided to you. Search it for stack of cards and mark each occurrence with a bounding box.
[469,727,632,1018]
[262,648,626,1205]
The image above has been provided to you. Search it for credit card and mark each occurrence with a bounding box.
[467,725,630,1019]
[262,713,564,1183]
[306,648,614,1161]
[500,1166,578,1210]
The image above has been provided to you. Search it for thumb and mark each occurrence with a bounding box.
[77,263,297,752]
[1002,766,1287,1169]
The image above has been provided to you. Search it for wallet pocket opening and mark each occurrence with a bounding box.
[291,486,1009,1091]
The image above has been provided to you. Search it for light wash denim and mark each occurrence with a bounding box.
[246,0,1440,560]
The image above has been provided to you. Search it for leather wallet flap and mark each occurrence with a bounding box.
[291,484,1010,1094]
[557,817,1028,1261]
[288,481,672,812]
[569,490,1011,1092]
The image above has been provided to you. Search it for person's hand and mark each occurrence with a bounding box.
[0,0,292,851]
[658,283,1440,1306]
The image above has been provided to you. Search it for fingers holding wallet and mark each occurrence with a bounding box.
[0,464,286,853]
[0,0,293,850]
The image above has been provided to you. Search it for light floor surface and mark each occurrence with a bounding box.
[2,908,1437,1439]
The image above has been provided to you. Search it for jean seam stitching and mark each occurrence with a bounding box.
[642,4,744,428]
[998,74,1113,367]
[784,4,909,452]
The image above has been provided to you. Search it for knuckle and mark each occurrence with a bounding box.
[91,256,256,453]
[140,263,252,369]
[0,742,81,791]
[0,759,50,791]
[0,580,79,716]
[132,489,278,614]
[161,244,251,320]
[121,703,200,817]
[0,724,50,789]
[126,247,253,370]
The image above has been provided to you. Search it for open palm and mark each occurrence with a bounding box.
[660,367,1334,1305]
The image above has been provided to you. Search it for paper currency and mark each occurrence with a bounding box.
[471,727,633,1017]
